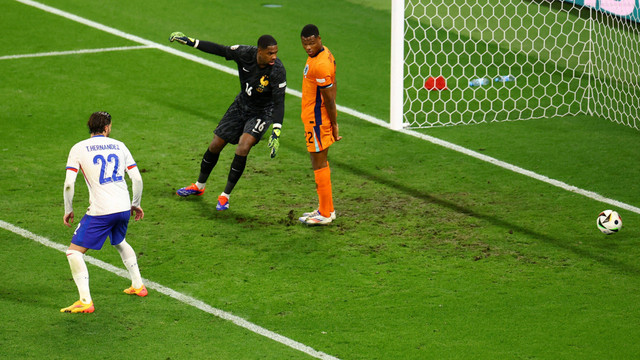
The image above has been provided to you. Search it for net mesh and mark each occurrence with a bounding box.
[401,0,640,130]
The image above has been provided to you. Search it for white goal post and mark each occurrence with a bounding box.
[390,0,640,130]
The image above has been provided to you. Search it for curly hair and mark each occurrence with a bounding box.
[87,111,112,134]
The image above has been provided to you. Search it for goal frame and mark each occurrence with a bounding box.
[390,0,640,130]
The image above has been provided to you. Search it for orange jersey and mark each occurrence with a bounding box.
[301,46,336,152]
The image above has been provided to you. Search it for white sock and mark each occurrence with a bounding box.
[220,192,230,199]
[66,250,91,304]
[114,240,143,288]
[196,182,206,190]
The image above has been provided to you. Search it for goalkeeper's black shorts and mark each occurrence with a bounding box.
[214,98,273,145]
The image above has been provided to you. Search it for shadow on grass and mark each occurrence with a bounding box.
[330,156,639,275]
[164,121,637,274]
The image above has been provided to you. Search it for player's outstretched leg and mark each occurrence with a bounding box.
[176,183,205,197]
[177,148,221,197]
[63,249,94,313]
[114,240,147,297]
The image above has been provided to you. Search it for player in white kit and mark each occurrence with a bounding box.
[61,112,147,313]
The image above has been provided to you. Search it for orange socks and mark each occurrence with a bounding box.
[314,165,334,217]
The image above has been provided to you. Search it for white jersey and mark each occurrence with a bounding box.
[65,135,137,216]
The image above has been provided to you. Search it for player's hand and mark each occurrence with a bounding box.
[332,124,343,142]
[131,206,144,221]
[63,212,74,227]
[169,32,197,47]
[267,128,281,158]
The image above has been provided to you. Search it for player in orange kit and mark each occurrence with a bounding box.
[298,24,342,225]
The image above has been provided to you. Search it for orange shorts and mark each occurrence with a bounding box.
[304,122,335,153]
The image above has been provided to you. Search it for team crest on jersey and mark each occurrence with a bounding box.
[303,64,309,76]
[257,75,269,93]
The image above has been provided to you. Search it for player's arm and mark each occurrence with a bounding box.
[63,167,78,227]
[320,84,342,141]
[127,166,144,221]
[169,32,227,57]
[196,41,229,57]
[268,68,287,158]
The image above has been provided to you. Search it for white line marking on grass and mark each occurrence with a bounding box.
[396,130,640,215]
[0,45,152,61]
[327,104,640,215]
[14,0,640,216]
[0,220,341,360]
[15,0,239,77]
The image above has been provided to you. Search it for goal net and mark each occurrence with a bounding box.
[390,0,640,130]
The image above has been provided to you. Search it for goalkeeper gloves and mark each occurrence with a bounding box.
[267,127,281,158]
[169,32,197,47]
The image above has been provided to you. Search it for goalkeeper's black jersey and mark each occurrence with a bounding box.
[196,41,287,125]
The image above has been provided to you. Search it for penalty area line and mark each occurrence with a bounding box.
[13,0,640,216]
[0,45,153,61]
[0,220,341,360]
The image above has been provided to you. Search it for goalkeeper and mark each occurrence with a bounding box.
[169,32,286,211]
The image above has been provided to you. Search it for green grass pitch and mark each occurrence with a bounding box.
[1,0,639,359]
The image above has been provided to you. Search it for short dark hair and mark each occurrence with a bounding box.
[257,34,277,49]
[88,111,111,134]
[301,24,319,38]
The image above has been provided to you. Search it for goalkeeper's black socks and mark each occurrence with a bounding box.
[224,154,247,194]
[198,149,219,184]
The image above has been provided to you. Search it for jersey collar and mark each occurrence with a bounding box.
[310,47,325,58]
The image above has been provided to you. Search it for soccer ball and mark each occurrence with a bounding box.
[596,210,622,234]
